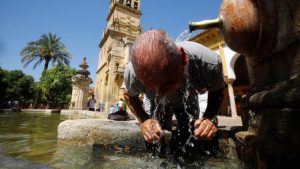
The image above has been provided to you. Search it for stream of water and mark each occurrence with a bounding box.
[175,29,201,43]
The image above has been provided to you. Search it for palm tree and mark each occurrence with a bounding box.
[20,33,71,108]
[20,33,71,71]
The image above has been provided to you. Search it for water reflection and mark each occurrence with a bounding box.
[0,111,88,165]
[50,144,242,169]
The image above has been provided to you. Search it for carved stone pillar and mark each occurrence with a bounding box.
[70,57,93,110]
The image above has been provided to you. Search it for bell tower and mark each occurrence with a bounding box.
[95,0,142,111]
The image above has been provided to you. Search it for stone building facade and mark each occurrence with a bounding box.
[94,0,141,110]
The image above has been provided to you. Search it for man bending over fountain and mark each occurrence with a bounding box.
[124,30,224,163]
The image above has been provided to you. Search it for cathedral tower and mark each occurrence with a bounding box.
[95,0,142,110]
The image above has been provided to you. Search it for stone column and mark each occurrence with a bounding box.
[226,79,238,117]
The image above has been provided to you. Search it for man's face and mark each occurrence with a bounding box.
[138,60,184,96]
[155,67,183,96]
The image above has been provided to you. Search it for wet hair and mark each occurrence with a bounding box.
[129,30,181,82]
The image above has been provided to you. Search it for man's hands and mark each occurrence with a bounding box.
[194,118,218,140]
[140,117,217,143]
[141,118,163,143]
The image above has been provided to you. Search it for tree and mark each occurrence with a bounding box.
[20,33,71,108]
[20,33,71,71]
[0,67,36,108]
[6,70,35,104]
[0,67,9,103]
[40,64,75,109]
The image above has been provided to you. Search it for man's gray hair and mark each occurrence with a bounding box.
[129,30,180,69]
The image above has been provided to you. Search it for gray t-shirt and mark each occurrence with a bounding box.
[124,41,224,116]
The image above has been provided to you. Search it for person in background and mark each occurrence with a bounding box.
[87,94,96,111]
[109,105,115,114]
[122,98,127,111]
[118,98,124,111]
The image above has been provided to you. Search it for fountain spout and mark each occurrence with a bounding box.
[189,17,222,32]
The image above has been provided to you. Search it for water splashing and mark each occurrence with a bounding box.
[149,96,168,157]
[147,70,204,166]
[181,65,199,155]
[175,29,201,43]
[152,96,167,120]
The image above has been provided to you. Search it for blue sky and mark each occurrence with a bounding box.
[0,0,222,86]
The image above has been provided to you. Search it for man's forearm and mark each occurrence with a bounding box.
[204,87,224,119]
[124,91,150,123]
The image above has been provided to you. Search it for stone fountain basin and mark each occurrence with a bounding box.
[58,119,146,151]
[57,116,242,157]
[57,117,244,168]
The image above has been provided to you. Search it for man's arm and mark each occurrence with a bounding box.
[124,90,163,143]
[203,87,224,119]
[124,90,150,123]
[194,87,223,140]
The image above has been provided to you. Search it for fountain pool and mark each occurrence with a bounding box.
[0,111,243,168]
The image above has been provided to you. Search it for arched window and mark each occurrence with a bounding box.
[126,0,131,7]
[134,1,138,9]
